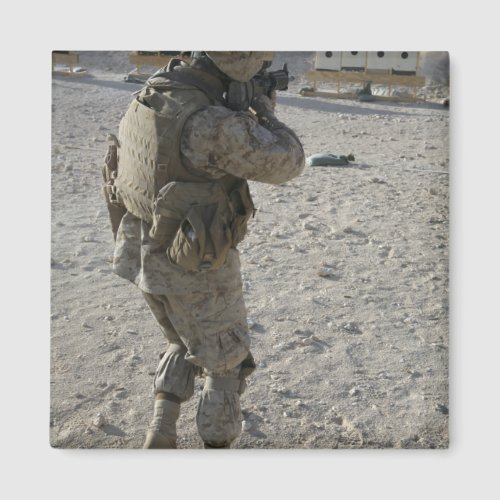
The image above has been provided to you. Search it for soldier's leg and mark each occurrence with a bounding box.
[142,292,198,449]
[143,285,254,449]
[163,288,251,372]
[196,353,256,449]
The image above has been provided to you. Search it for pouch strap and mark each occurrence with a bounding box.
[166,343,187,355]
[155,392,182,404]
[158,342,187,360]
[205,376,241,392]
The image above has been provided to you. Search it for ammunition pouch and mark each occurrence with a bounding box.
[149,180,253,273]
[168,200,232,272]
[102,143,126,241]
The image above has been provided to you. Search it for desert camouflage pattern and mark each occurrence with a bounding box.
[143,291,253,447]
[153,344,199,401]
[112,73,304,447]
[196,365,243,447]
[181,105,305,185]
[205,51,267,82]
[113,94,304,294]
[114,213,245,295]
[144,291,252,447]
[142,289,250,373]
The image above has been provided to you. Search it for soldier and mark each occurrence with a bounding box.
[102,51,305,449]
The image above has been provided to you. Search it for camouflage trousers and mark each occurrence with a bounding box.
[142,289,255,448]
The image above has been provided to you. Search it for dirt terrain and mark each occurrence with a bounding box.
[50,51,449,449]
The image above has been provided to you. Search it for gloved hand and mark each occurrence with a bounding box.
[250,94,276,117]
[250,93,286,131]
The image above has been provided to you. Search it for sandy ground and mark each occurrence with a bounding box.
[50,51,449,449]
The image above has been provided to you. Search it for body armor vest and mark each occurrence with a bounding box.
[115,68,238,224]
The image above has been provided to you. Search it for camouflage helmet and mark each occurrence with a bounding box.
[205,51,271,82]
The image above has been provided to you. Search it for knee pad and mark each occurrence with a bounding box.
[153,343,196,402]
[196,376,242,448]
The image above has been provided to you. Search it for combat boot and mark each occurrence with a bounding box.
[143,398,180,449]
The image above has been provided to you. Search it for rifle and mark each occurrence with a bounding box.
[253,63,292,94]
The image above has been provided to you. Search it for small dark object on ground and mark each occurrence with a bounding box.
[306,153,355,167]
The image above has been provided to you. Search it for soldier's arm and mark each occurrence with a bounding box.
[180,101,305,185]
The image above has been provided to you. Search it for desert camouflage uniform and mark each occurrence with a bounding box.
[113,77,304,448]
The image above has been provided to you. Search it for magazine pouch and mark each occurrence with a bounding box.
[150,181,233,272]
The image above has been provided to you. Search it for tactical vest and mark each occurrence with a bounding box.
[115,69,238,224]
[112,68,255,271]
